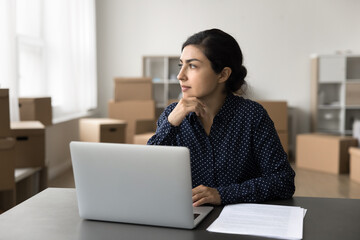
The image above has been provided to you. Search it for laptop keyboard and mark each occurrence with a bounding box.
[193,213,200,220]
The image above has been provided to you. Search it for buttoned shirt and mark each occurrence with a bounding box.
[147,94,295,204]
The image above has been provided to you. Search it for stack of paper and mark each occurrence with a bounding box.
[207,203,306,240]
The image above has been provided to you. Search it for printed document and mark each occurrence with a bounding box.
[207,203,306,240]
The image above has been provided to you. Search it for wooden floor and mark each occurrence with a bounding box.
[48,164,360,199]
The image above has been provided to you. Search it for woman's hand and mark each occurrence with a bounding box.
[192,185,221,207]
[167,97,206,126]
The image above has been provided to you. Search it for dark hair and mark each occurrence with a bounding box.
[182,29,247,94]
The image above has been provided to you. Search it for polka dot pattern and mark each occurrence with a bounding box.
[148,94,295,205]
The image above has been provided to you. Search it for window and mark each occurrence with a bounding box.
[17,0,45,96]
[15,0,97,122]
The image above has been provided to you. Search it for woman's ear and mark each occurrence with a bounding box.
[218,67,232,83]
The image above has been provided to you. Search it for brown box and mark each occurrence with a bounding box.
[114,77,152,102]
[296,133,358,174]
[346,82,360,106]
[108,100,155,143]
[10,121,45,168]
[79,118,127,143]
[0,89,11,137]
[134,120,156,145]
[135,119,156,134]
[19,97,52,126]
[349,147,360,184]
[134,133,155,145]
[0,138,16,190]
[257,101,288,131]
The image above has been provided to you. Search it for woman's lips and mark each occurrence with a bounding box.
[181,85,190,92]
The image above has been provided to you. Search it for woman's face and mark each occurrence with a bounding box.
[177,45,224,100]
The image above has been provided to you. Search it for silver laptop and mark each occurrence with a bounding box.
[70,141,213,229]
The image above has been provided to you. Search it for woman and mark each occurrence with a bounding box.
[147,29,295,207]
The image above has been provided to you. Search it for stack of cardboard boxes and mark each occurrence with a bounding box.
[0,89,16,211]
[256,100,360,179]
[257,101,288,154]
[108,77,156,144]
[16,97,50,193]
[0,92,50,211]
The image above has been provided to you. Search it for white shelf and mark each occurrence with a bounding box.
[319,81,343,84]
[346,79,360,82]
[317,129,342,135]
[344,130,354,135]
[311,54,360,135]
[346,105,360,109]
[152,80,166,84]
[168,81,179,84]
[143,56,181,115]
[318,105,341,110]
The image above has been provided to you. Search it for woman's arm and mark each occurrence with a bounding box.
[147,98,205,146]
[147,104,180,146]
[217,109,295,205]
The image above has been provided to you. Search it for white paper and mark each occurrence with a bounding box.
[207,203,306,240]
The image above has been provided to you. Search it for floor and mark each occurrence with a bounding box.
[48,163,360,199]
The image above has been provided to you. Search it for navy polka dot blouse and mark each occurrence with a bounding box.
[147,93,295,205]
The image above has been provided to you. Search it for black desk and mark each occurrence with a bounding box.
[0,188,359,240]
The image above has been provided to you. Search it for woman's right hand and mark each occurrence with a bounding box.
[167,97,206,126]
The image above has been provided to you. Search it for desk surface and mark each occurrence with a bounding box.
[0,188,359,240]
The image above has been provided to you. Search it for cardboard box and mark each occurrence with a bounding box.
[135,119,156,134]
[10,121,45,168]
[349,147,360,184]
[114,77,152,102]
[19,97,52,126]
[108,100,155,143]
[257,100,288,155]
[0,138,16,190]
[296,133,358,174]
[134,120,155,145]
[134,132,155,145]
[0,89,11,137]
[79,118,127,143]
[257,101,288,131]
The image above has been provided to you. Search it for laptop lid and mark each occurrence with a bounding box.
[70,141,212,229]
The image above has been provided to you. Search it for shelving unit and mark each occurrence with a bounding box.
[311,54,360,135]
[142,56,181,115]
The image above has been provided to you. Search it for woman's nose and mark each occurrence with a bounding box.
[177,67,186,81]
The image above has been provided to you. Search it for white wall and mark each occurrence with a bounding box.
[96,0,360,133]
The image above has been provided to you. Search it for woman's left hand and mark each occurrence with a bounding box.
[192,185,221,207]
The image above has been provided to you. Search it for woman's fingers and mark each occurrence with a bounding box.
[168,97,206,126]
[192,185,221,207]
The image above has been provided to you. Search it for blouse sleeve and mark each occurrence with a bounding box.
[217,108,295,204]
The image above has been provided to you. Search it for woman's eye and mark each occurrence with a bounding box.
[189,64,196,69]
[178,63,183,69]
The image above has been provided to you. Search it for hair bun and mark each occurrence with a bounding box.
[240,65,247,80]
